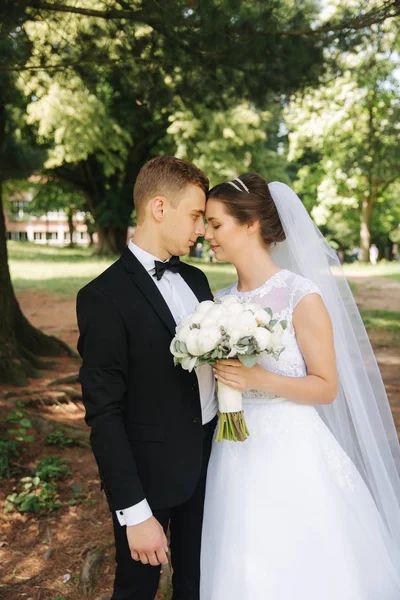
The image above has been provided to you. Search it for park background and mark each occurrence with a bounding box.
[0,1,399,599]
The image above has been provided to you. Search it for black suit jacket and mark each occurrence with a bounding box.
[76,248,214,512]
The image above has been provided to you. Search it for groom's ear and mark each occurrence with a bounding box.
[151,195,167,222]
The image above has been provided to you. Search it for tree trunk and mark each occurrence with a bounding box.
[0,185,74,386]
[67,205,75,248]
[360,194,375,262]
[85,216,96,247]
[95,225,127,256]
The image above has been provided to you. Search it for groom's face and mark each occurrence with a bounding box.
[162,184,206,256]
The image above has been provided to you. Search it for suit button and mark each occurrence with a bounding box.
[192,417,200,424]
[191,384,198,391]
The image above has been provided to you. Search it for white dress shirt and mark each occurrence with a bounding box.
[116,240,217,527]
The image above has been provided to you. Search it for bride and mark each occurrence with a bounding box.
[200,173,400,599]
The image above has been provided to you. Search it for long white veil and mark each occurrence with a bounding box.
[269,182,400,546]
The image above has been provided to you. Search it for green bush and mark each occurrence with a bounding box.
[5,407,35,443]
[5,455,71,514]
[68,483,85,505]
[46,428,74,448]
[0,436,18,479]
[5,476,60,514]
[36,455,71,481]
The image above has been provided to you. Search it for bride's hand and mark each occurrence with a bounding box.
[213,359,266,392]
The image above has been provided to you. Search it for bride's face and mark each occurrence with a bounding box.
[205,198,250,263]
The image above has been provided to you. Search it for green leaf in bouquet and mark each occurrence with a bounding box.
[238,354,258,368]
[176,341,188,354]
[237,336,254,346]
[271,347,285,360]
[269,319,278,329]
[280,320,288,330]
[219,344,231,354]
[265,308,273,318]
[196,350,215,366]
[196,357,207,366]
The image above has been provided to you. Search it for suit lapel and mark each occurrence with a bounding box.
[180,263,213,303]
[120,248,177,337]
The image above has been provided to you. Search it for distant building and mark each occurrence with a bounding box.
[5,190,90,246]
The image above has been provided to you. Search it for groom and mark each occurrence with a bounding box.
[76,156,217,599]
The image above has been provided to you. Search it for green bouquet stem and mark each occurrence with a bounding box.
[215,411,250,442]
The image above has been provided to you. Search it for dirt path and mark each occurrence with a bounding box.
[0,280,398,600]
[350,275,400,312]
[18,290,80,349]
[0,290,171,600]
[349,275,400,436]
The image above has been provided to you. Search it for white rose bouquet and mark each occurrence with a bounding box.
[170,295,287,442]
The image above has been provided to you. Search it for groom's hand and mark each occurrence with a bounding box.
[126,516,169,566]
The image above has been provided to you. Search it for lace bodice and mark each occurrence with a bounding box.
[215,269,322,400]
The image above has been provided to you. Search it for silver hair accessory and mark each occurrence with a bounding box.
[227,177,250,193]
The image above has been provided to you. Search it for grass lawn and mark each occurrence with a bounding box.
[360,310,400,333]
[341,262,400,281]
[7,242,237,297]
[7,242,400,348]
[7,241,400,300]
[8,242,115,298]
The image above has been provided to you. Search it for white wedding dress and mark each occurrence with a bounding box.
[200,269,400,600]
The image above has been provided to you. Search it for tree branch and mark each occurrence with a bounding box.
[380,176,400,194]
[0,56,154,72]
[18,0,400,36]
[19,0,145,21]
[276,0,400,37]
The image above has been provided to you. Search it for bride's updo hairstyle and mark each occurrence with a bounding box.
[207,172,286,247]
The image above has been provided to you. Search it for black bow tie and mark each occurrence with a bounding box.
[154,256,181,281]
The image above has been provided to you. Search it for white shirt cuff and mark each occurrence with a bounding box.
[116,499,153,527]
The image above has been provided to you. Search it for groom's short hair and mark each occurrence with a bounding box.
[134,156,209,222]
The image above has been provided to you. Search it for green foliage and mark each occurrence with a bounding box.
[286,22,400,251]
[360,310,400,333]
[46,428,74,448]
[5,477,60,514]
[25,179,84,217]
[5,455,71,514]
[68,483,85,506]
[0,402,35,479]
[168,103,290,184]
[5,407,34,443]
[238,354,259,368]
[36,455,71,481]
[10,0,328,242]
[0,436,18,479]
[0,6,45,184]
